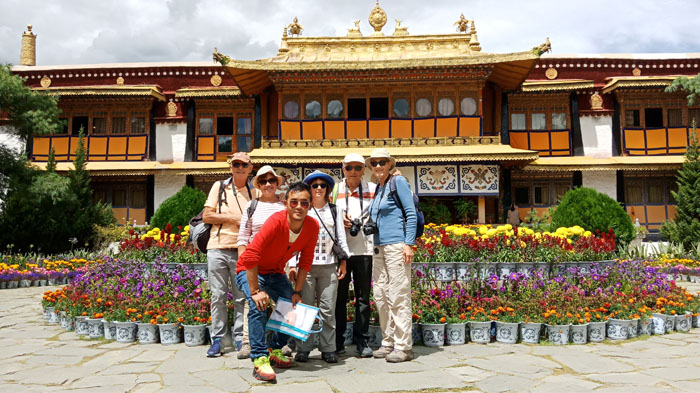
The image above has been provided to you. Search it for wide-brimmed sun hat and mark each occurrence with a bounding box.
[303,170,335,190]
[365,148,396,168]
[252,165,285,188]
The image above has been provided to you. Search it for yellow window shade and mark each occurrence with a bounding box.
[324,120,345,139]
[197,137,214,155]
[550,130,570,152]
[391,119,412,138]
[667,205,677,220]
[529,132,550,151]
[113,208,128,225]
[646,128,666,150]
[624,129,645,149]
[52,138,70,160]
[627,205,646,224]
[302,121,323,140]
[509,132,529,150]
[33,137,51,160]
[280,121,301,140]
[667,128,687,148]
[459,117,481,137]
[413,118,435,138]
[88,137,108,158]
[646,205,667,224]
[436,118,458,137]
[346,120,367,139]
[127,136,147,159]
[369,120,390,139]
[108,137,128,156]
[129,209,146,226]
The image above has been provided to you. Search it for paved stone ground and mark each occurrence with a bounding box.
[3,285,700,393]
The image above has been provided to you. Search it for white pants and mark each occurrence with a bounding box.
[373,242,412,351]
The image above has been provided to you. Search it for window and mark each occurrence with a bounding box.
[369,97,388,118]
[130,188,147,209]
[92,113,107,134]
[510,113,526,130]
[305,100,321,119]
[531,113,546,130]
[217,116,234,135]
[217,136,232,153]
[347,98,366,119]
[625,184,644,205]
[198,117,213,135]
[646,183,665,204]
[131,116,146,134]
[460,97,477,116]
[393,98,410,117]
[514,187,529,205]
[112,117,126,134]
[283,101,299,119]
[237,117,252,152]
[554,185,570,202]
[111,189,127,207]
[668,109,683,127]
[552,112,567,129]
[415,98,432,117]
[625,109,640,127]
[645,107,663,128]
[534,186,551,205]
[327,100,343,118]
[438,98,454,116]
[72,116,88,135]
[689,108,700,126]
[92,188,107,204]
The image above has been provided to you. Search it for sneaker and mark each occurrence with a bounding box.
[281,344,293,357]
[358,346,373,358]
[386,349,413,363]
[294,351,310,363]
[207,338,222,358]
[372,345,394,359]
[253,356,276,382]
[321,351,338,363]
[335,347,346,355]
[268,348,293,368]
[237,342,251,360]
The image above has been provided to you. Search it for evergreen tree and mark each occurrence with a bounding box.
[661,124,700,247]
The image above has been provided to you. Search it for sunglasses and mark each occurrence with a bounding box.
[369,160,388,167]
[344,165,364,172]
[231,162,250,168]
[311,183,328,189]
[288,199,310,209]
[258,177,278,186]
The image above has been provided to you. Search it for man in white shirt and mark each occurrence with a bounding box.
[332,153,376,357]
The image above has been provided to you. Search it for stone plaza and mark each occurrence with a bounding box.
[3,285,700,393]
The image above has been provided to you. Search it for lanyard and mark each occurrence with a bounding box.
[370,176,390,229]
[344,180,363,213]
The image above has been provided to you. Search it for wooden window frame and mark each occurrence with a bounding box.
[196,107,254,159]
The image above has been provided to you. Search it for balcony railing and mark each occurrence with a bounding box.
[262,135,500,149]
[509,129,572,156]
[622,127,700,156]
[32,134,149,162]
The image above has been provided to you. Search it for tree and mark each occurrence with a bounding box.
[666,73,700,106]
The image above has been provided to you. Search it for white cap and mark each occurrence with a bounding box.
[343,153,365,164]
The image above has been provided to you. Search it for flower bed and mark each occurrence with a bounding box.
[1,258,100,289]
[118,224,206,265]
[414,224,617,263]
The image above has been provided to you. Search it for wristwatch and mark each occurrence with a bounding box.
[293,290,302,297]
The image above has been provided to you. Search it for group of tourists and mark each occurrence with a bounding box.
[202,148,417,382]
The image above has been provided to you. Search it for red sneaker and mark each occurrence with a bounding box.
[253,356,276,382]
[268,348,293,368]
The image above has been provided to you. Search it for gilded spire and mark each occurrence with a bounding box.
[469,20,481,52]
[454,13,469,33]
[20,24,36,66]
[286,17,303,37]
[279,26,289,53]
[368,1,387,36]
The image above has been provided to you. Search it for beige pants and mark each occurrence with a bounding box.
[207,249,249,347]
[373,242,413,351]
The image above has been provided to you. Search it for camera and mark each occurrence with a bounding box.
[349,218,363,237]
[362,220,378,236]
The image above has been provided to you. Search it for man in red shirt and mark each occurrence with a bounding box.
[235,182,319,382]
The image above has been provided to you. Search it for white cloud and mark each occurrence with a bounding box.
[1,0,699,66]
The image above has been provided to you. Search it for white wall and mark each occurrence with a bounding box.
[0,126,24,154]
[154,173,187,212]
[155,122,187,163]
[582,170,616,200]
[580,116,613,158]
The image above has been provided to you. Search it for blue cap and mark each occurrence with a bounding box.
[303,170,335,189]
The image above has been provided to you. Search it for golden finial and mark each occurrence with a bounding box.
[469,20,481,52]
[347,20,362,37]
[368,1,387,35]
[20,23,37,66]
[279,26,289,53]
[287,17,303,37]
[532,37,552,56]
[454,14,469,33]
[393,19,408,36]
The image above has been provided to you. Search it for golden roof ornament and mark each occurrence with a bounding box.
[393,19,408,36]
[469,20,481,52]
[533,37,552,56]
[347,20,362,37]
[287,17,303,37]
[20,24,37,66]
[279,28,289,53]
[368,1,387,36]
[454,14,469,33]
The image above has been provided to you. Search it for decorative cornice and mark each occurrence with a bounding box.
[601,76,683,94]
[520,79,595,92]
[522,156,685,172]
[174,87,241,98]
[33,85,166,101]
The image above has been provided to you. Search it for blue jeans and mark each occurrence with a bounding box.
[235,271,293,360]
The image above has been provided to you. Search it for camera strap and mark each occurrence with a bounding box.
[314,205,339,245]
[344,179,363,217]
[370,175,392,232]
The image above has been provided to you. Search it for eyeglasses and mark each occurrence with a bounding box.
[344,165,364,172]
[288,199,310,209]
[369,160,388,167]
[231,162,250,169]
[311,183,328,189]
[258,177,278,186]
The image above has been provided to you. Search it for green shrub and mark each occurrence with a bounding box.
[420,197,452,224]
[454,198,477,224]
[550,187,634,245]
[150,186,206,230]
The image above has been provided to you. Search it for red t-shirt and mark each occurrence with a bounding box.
[236,210,319,274]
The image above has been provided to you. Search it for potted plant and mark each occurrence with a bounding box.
[492,306,520,344]
[467,306,492,344]
[181,298,210,347]
[415,298,446,348]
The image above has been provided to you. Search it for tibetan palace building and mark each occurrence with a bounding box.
[4,4,699,233]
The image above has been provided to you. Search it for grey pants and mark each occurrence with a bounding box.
[296,264,338,353]
[207,249,248,344]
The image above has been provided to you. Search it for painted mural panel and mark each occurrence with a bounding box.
[416,165,458,195]
[460,165,499,195]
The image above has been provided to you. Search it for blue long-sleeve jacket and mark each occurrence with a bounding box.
[369,175,417,246]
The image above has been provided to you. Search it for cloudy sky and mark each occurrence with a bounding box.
[1,0,699,66]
